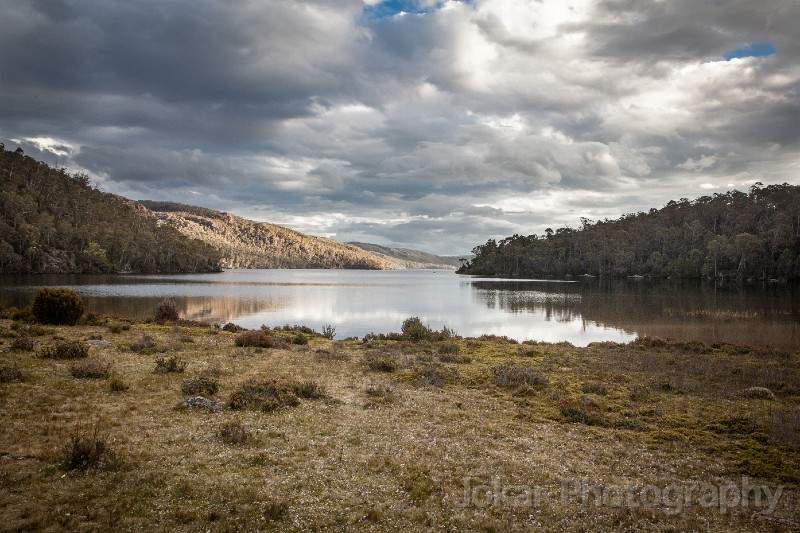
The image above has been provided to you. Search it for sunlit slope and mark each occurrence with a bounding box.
[140,201,391,270]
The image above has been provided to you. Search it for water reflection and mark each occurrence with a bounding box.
[0,270,797,348]
[470,278,800,349]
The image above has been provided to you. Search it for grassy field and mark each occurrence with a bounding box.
[0,314,798,532]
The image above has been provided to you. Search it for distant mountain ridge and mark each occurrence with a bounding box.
[348,242,463,270]
[139,201,391,270]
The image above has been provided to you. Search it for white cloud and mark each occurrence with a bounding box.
[678,154,719,171]
[2,0,799,255]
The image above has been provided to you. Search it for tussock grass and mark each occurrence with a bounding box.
[219,419,253,445]
[70,358,112,379]
[234,330,281,348]
[181,372,219,396]
[39,340,89,359]
[57,420,116,472]
[154,355,187,374]
[493,362,549,389]
[0,363,26,383]
[10,337,35,351]
[227,378,327,412]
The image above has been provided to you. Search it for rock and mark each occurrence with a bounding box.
[180,396,222,412]
[85,339,113,347]
[742,386,775,400]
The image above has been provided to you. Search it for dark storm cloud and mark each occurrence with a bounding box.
[1,0,799,255]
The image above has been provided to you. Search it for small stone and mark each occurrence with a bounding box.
[180,396,222,412]
[85,339,113,347]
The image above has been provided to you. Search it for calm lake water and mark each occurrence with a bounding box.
[1,269,798,348]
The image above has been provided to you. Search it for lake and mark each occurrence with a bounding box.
[1,269,798,348]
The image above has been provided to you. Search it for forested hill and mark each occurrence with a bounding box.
[0,147,221,274]
[140,202,391,270]
[459,184,800,282]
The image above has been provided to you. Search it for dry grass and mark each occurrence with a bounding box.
[70,358,113,379]
[0,319,798,532]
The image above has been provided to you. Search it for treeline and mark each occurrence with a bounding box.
[139,201,391,270]
[459,183,800,282]
[0,146,222,274]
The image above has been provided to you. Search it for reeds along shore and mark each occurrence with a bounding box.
[0,310,798,531]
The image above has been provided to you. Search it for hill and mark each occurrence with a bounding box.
[459,183,800,281]
[140,202,391,270]
[0,146,221,274]
[348,242,463,269]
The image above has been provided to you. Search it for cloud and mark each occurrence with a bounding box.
[1,0,799,255]
[678,154,719,172]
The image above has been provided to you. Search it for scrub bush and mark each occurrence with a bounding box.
[31,288,84,325]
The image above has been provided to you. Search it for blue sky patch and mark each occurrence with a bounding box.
[723,42,775,60]
[363,1,441,20]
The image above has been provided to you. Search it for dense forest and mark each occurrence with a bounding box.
[140,201,391,270]
[459,183,800,282]
[0,146,222,274]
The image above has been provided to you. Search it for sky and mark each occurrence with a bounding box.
[1,0,799,256]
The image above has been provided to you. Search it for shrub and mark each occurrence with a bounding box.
[0,306,36,322]
[219,420,253,445]
[31,288,85,325]
[364,381,396,408]
[107,322,123,334]
[10,322,49,336]
[629,383,651,401]
[581,381,608,395]
[493,363,549,389]
[479,334,518,344]
[315,348,350,362]
[222,322,243,333]
[70,358,112,379]
[40,340,89,359]
[292,379,327,399]
[559,399,605,426]
[0,363,26,383]
[154,355,187,374]
[630,336,668,349]
[229,379,300,412]
[181,373,219,396]
[362,352,398,373]
[109,375,129,392]
[291,333,309,345]
[235,330,278,348]
[10,337,35,351]
[10,306,35,323]
[401,317,432,341]
[154,298,179,323]
[130,334,157,354]
[437,342,460,355]
[764,408,800,449]
[321,324,336,340]
[58,421,114,472]
[81,311,103,326]
[366,381,396,399]
[228,378,326,412]
[412,363,456,388]
[276,324,316,335]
